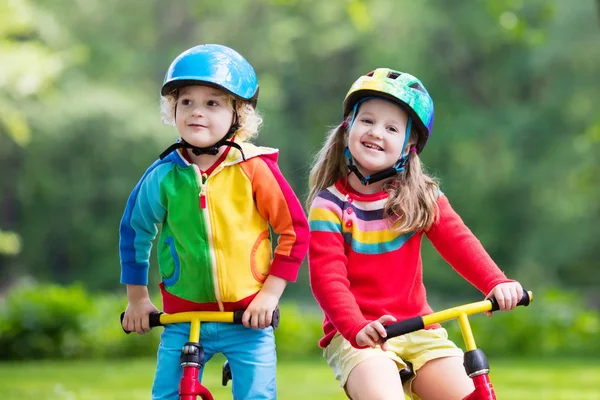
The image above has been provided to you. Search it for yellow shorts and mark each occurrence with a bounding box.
[323,328,463,399]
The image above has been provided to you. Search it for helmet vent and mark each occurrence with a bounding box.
[387,71,401,80]
[409,82,426,92]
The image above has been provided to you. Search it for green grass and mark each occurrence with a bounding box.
[0,356,599,399]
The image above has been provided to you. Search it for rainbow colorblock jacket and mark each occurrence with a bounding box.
[119,142,309,313]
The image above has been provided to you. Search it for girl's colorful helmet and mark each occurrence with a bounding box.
[161,44,259,107]
[343,68,434,153]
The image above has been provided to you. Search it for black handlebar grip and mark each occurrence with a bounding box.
[233,310,245,324]
[120,311,164,334]
[119,312,130,334]
[384,316,425,341]
[489,288,532,312]
[149,312,164,327]
[233,308,280,330]
[271,308,280,330]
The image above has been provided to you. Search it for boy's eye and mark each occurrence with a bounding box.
[207,100,219,107]
[180,99,192,106]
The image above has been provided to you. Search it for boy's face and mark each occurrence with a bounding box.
[175,85,234,148]
[348,98,409,177]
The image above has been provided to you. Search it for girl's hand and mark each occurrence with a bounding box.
[242,290,279,330]
[122,298,159,335]
[485,282,524,316]
[355,315,397,351]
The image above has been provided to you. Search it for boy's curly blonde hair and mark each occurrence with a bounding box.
[160,88,263,142]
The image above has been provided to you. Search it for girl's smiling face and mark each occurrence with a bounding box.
[175,85,234,148]
[347,98,409,177]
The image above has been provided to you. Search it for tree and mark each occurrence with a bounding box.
[0,0,72,259]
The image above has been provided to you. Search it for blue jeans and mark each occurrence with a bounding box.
[151,322,276,400]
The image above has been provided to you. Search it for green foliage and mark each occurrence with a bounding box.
[14,84,170,289]
[274,303,324,359]
[445,288,600,357]
[0,280,92,359]
[1,1,599,312]
[0,282,326,361]
[0,229,21,256]
[0,281,159,360]
[1,283,600,361]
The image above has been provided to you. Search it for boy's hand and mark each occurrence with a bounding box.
[242,275,287,330]
[355,315,397,351]
[122,285,159,334]
[242,290,279,330]
[485,282,524,316]
[122,298,159,334]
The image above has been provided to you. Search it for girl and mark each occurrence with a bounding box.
[307,68,523,400]
[120,44,309,400]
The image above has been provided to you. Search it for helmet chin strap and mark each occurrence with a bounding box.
[159,108,247,161]
[346,97,412,186]
[345,146,409,186]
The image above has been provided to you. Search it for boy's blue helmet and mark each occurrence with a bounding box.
[161,44,259,107]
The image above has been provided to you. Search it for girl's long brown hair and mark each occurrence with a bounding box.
[307,122,440,234]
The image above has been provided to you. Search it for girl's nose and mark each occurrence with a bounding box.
[367,124,384,139]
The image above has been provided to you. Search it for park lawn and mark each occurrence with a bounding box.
[0,356,599,400]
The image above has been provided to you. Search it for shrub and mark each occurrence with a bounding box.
[444,288,600,357]
[0,280,93,359]
[274,303,324,360]
[1,282,598,360]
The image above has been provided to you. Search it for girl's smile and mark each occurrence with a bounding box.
[347,98,409,178]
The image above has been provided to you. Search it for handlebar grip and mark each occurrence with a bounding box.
[384,316,425,341]
[489,289,532,312]
[233,308,280,330]
[120,311,164,334]
[149,312,164,327]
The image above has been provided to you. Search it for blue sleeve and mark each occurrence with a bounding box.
[119,160,170,285]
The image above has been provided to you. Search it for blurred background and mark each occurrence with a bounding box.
[1,0,599,399]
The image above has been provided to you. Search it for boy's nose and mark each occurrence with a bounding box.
[190,106,204,117]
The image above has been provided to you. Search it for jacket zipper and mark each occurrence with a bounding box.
[191,164,224,311]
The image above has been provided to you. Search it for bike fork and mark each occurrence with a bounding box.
[178,342,214,400]
[179,319,214,400]
[463,374,495,400]
[458,314,496,400]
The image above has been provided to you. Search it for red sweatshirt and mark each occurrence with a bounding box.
[308,179,511,348]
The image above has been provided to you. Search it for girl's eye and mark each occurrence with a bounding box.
[361,119,373,124]
[387,126,399,133]
[207,100,219,107]
[180,99,192,106]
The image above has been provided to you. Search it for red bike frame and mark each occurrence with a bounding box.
[385,291,533,400]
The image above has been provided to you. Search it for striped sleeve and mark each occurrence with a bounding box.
[308,189,370,347]
[119,160,170,285]
[244,155,309,282]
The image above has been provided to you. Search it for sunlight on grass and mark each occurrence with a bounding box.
[0,357,598,399]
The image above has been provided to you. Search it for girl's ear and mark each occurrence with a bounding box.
[402,141,415,157]
[403,131,419,156]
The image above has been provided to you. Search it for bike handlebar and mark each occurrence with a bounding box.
[120,308,280,334]
[384,289,532,340]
